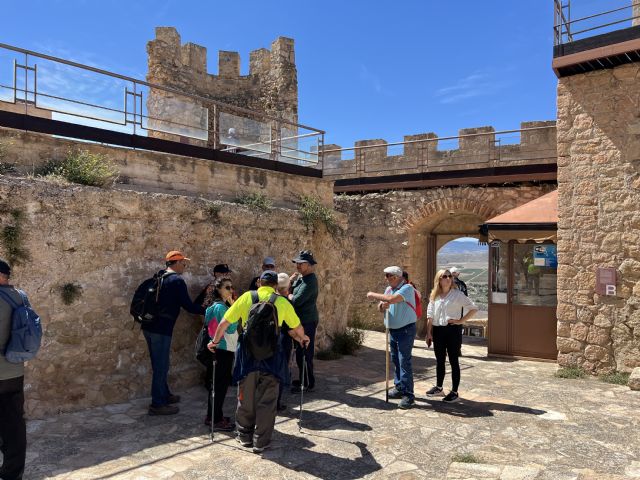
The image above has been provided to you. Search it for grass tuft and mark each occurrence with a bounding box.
[554,366,586,379]
[451,453,480,464]
[298,195,340,235]
[234,191,272,211]
[599,371,630,385]
[36,149,118,187]
[60,283,82,305]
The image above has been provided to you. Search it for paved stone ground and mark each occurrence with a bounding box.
[16,331,640,479]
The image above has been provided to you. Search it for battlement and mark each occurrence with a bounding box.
[324,120,557,177]
[147,27,298,126]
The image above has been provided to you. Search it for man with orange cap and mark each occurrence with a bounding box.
[143,251,205,416]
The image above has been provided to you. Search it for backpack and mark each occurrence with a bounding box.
[0,288,42,363]
[195,301,224,366]
[244,291,280,361]
[407,287,423,318]
[130,270,176,324]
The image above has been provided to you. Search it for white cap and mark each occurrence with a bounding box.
[383,266,403,277]
[277,272,290,289]
[450,267,461,274]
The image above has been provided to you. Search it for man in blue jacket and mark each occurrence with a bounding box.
[143,251,205,415]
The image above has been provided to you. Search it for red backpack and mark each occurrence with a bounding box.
[385,285,423,317]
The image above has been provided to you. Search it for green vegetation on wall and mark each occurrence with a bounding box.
[298,194,339,235]
[1,208,29,265]
[36,149,118,187]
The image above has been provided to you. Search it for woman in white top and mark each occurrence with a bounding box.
[425,268,477,403]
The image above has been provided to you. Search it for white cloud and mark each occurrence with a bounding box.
[435,71,509,105]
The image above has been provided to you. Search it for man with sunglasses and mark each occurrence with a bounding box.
[142,251,205,416]
[248,257,276,291]
[366,265,417,409]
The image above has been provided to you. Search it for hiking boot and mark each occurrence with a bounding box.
[443,391,460,403]
[148,404,179,416]
[388,387,403,399]
[236,436,252,447]
[426,386,444,397]
[212,419,234,432]
[253,442,271,454]
[398,396,415,409]
[167,394,181,404]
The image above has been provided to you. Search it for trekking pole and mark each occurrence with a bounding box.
[385,310,390,403]
[210,356,216,442]
[299,345,307,432]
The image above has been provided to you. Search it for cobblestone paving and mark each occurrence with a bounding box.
[19,332,640,479]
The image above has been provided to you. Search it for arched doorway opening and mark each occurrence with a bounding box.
[436,237,488,341]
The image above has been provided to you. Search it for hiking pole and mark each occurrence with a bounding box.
[385,309,390,403]
[210,355,216,442]
[299,345,307,432]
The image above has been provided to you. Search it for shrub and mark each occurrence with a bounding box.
[1,209,29,265]
[451,453,480,464]
[331,327,365,356]
[599,371,630,385]
[203,201,221,223]
[60,283,82,305]
[298,195,339,235]
[234,191,272,211]
[554,366,586,379]
[316,349,342,361]
[36,149,118,187]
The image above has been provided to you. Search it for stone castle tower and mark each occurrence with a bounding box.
[145,27,298,146]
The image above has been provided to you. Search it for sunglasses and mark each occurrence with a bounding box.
[223,285,234,290]
[385,273,397,278]
[440,274,452,279]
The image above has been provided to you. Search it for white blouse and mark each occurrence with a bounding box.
[427,289,478,327]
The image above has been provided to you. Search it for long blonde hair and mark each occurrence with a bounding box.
[429,268,458,302]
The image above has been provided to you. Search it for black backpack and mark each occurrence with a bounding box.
[244,291,280,361]
[130,270,176,324]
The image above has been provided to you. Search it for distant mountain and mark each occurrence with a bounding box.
[438,240,487,255]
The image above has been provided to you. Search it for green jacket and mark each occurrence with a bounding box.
[291,273,319,325]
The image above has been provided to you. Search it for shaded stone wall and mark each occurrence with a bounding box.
[0,177,353,417]
[556,63,640,374]
[0,127,332,209]
[335,185,555,332]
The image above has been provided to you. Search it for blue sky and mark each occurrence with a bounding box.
[0,0,613,147]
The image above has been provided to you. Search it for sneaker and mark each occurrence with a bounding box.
[253,443,271,454]
[167,394,181,404]
[236,436,252,447]
[398,396,415,409]
[426,386,444,397]
[443,391,460,403]
[212,419,234,432]
[148,404,179,416]
[388,387,403,399]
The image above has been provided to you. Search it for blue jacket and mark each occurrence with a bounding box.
[232,334,288,384]
[141,272,205,336]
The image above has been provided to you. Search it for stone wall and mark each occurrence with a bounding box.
[556,62,640,374]
[0,176,353,417]
[0,126,332,209]
[335,185,555,332]
[324,121,557,178]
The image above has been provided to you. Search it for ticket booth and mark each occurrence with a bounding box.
[482,190,558,360]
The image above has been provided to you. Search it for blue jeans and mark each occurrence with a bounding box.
[143,330,173,406]
[389,322,416,400]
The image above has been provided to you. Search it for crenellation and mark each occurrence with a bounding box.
[249,48,271,75]
[154,26,181,48]
[404,132,438,159]
[218,50,240,77]
[271,37,295,64]
[181,42,207,74]
[459,126,495,151]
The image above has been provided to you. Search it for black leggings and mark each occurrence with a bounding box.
[433,324,462,392]
[206,349,234,423]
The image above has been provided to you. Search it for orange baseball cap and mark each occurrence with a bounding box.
[165,250,190,262]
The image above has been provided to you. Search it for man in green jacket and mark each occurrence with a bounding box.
[289,250,319,392]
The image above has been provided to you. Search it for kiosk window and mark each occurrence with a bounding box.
[490,242,508,304]
[513,244,557,307]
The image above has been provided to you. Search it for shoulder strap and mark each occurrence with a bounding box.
[250,291,260,305]
[0,289,20,308]
[268,293,278,305]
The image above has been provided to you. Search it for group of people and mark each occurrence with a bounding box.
[140,249,319,454]
[367,265,477,408]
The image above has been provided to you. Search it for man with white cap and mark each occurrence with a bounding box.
[366,266,417,409]
[248,256,277,291]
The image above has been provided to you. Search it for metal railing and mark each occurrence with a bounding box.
[322,125,557,177]
[554,0,640,45]
[0,43,324,168]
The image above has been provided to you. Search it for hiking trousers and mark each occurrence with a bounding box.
[0,376,26,480]
[236,371,279,449]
